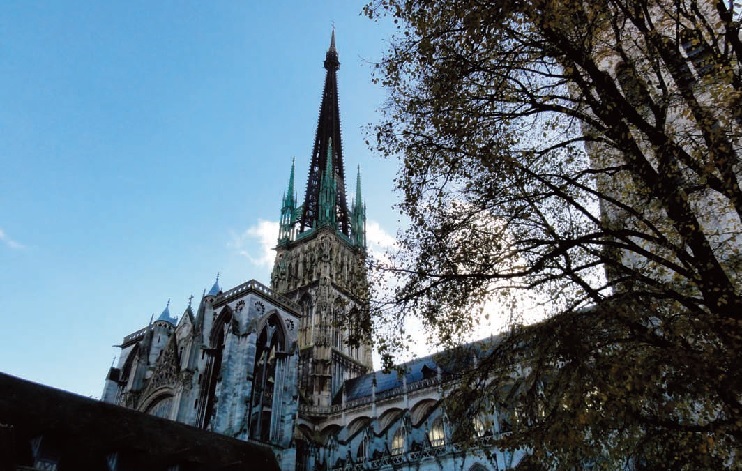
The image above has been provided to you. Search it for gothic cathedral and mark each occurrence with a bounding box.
[102,33,517,471]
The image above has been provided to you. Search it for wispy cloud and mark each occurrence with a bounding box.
[229,220,279,267]
[366,220,396,250]
[366,219,398,267]
[0,228,25,250]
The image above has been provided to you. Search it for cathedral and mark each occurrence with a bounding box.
[100,33,523,471]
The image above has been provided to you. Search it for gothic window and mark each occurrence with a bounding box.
[473,415,488,437]
[249,314,287,442]
[199,306,232,430]
[120,344,139,385]
[391,426,406,455]
[428,417,445,447]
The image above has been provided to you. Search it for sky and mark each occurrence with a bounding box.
[0,1,404,398]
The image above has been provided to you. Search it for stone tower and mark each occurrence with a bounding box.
[271,31,372,410]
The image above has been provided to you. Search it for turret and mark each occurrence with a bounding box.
[150,300,176,365]
[350,166,366,248]
[278,160,299,245]
[156,299,178,325]
[207,273,221,297]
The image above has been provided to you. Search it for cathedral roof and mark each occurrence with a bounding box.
[207,273,221,296]
[298,30,351,236]
[156,299,177,325]
[336,338,502,405]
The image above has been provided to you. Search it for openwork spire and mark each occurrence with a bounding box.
[299,30,350,235]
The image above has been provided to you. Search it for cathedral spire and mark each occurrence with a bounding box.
[299,30,349,236]
[279,159,298,244]
[351,166,366,248]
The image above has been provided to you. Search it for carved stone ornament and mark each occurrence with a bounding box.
[140,340,180,403]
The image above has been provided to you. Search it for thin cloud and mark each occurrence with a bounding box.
[0,228,25,250]
[229,220,278,267]
[366,220,396,249]
[366,219,398,268]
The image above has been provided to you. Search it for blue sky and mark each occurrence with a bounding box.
[0,2,401,398]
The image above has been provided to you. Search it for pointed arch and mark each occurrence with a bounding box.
[410,399,438,427]
[139,387,176,416]
[198,305,233,430]
[248,310,290,442]
[210,305,233,346]
[378,408,404,434]
[346,416,370,440]
[428,417,445,448]
[119,343,139,384]
[390,425,406,456]
[319,423,341,445]
[254,310,288,352]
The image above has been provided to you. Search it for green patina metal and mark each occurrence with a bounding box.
[351,166,366,248]
[278,159,298,245]
[275,34,366,249]
[318,138,337,229]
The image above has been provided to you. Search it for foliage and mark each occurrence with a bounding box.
[364,0,742,468]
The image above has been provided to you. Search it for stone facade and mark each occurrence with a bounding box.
[272,227,372,409]
[102,280,301,470]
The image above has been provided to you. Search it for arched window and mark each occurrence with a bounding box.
[250,314,285,441]
[473,415,487,437]
[199,306,232,430]
[391,427,406,455]
[249,314,287,442]
[428,417,445,447]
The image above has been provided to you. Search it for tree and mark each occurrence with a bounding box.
[364,0,742,469]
